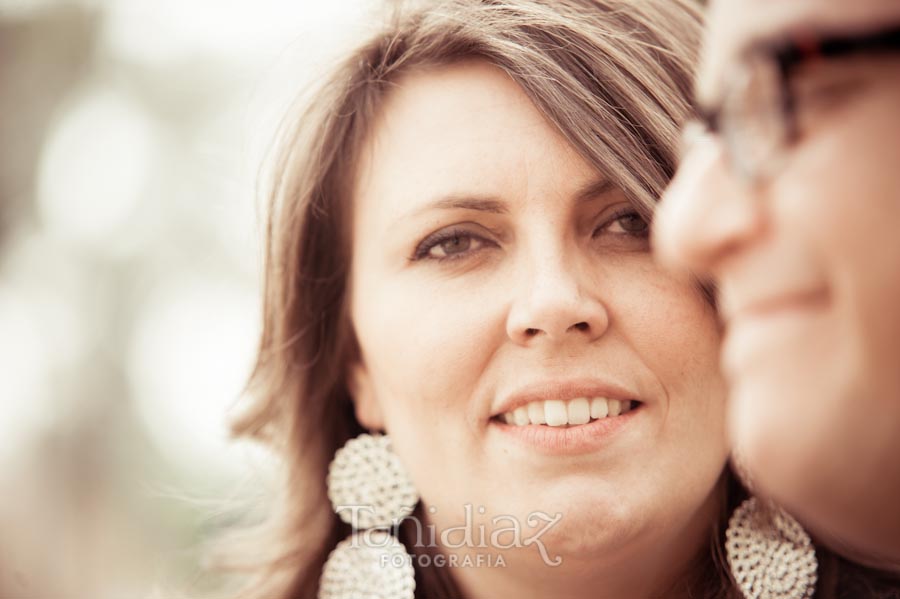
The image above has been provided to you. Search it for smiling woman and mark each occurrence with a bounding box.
[212,1,759,598]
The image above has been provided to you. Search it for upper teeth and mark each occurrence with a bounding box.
[500,397,633,427]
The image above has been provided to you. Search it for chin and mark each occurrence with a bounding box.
[514,490,644,558]
[556,514,643,558]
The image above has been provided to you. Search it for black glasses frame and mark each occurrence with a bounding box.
[693,24,900,184]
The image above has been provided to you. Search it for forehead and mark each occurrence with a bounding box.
[697,0,900,103]
[353,60,593,226]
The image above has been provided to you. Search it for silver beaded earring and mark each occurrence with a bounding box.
[319,433,419,599]
[725,454,818,599]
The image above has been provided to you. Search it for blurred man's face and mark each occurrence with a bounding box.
[653,0,900,518]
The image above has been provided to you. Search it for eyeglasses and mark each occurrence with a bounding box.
[685,24,900,186]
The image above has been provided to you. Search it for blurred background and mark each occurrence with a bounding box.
[0,1,374,596]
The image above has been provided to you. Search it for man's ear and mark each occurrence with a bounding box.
[347,361,385,431]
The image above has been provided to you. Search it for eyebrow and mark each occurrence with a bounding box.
[573,177,616,203]
[411,194,510,217]
[397,177,616,223]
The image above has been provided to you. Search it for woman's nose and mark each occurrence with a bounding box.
[506,250,610,346]
[653,137,765,277]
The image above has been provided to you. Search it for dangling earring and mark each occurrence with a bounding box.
[319,433,419,599]
[725,453,818,599]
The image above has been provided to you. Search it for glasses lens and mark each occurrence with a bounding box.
[721,55,788,183]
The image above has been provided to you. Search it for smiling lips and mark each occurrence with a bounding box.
[498,397,635,427]
[493,377,642,432]
[491,380,643,454]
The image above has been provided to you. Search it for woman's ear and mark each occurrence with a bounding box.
[347,361,386,431]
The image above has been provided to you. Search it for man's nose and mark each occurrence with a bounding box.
[653,136,765,277]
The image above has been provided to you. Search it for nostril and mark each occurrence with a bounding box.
[525,328,539,336]
[572,322,589,332]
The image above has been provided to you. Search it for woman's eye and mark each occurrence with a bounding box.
[432,234,474,259]
[615,213,650,234]
[594,209,650,238]
[412,229,492,262]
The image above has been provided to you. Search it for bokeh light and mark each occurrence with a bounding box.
[36,87,159,251]
[127,274,260,480]
[1,1,371,596]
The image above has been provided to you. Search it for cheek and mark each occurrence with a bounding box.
[600,263,729,525]
[785,91,900,271]
[350,264,499,448]
[609,263,728,448]
[780,100,900,373]
[612,264,723,395]
[350,267,507,514]
[354,270,496,404]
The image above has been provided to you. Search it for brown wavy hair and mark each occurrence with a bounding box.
[213,1,900,597]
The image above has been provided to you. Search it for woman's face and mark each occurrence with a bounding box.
[347,61,728,584]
